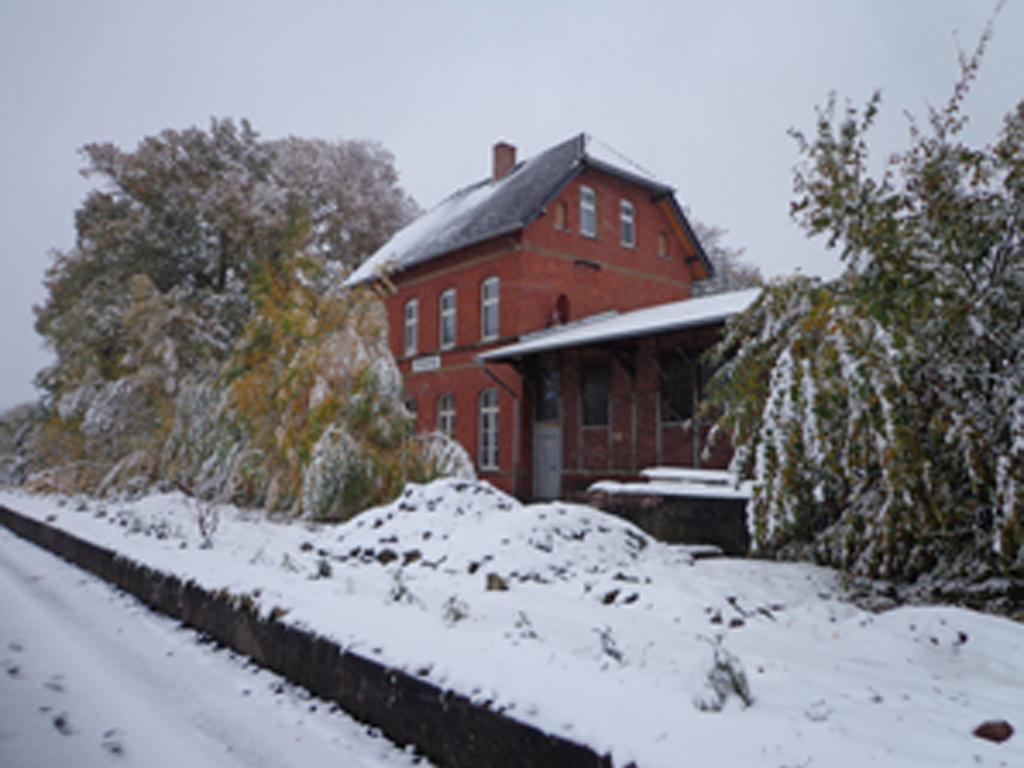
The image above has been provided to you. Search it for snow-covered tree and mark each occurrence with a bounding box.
[270,137,417,270]
[35,119,415,396]
[706,28,1024,583]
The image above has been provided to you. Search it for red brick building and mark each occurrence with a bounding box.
[345,134,755,499]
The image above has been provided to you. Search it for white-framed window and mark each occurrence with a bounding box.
[580,185,597,238]
[437,393,455,438]
[439,288,457,350]
[481,276,499,341]
[478,389,499,470]
[620,199,635,247]
[403,298,419,357]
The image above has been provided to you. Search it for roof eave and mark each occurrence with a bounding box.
[345,223,529,289]
[479,312,739,364]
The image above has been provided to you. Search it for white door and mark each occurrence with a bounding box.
[533,422,562,500]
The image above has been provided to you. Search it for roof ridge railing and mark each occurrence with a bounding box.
[583,133,662,183]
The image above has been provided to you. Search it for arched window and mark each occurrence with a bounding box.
[554,294,571,324]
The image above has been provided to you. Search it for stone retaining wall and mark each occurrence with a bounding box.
[587,491,749,556]
[0,504,622,768]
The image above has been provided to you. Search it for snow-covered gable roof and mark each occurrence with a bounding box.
[477,288,760,363]
[344,133,709,287]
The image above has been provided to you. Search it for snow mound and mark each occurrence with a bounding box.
[334,479,667,584]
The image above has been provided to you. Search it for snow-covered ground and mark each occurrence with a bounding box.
[1,480,1021,767]
[0,526,427,768]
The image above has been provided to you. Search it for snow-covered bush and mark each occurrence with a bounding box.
[692,637,754,712]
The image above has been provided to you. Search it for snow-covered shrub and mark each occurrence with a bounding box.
[300,424,364,520]
[692,638,753,712]
[415,431,476,481]
[0,403,46,487]
[195,498,220,549]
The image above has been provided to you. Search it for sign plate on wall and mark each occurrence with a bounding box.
[411,355,441,373]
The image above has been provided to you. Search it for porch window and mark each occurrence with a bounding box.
[580,186,597,238]
[580,363,610,426]
[659,352,694,423]
[403,298,419,357]
[437,393,455,438]
[481,276,499,341]
[620,199,635,247]
[439,288,456,349]
[478,389,499,470]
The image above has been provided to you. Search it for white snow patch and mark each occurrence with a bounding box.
[1,481,1021,768]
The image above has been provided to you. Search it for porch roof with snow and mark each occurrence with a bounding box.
[477,288,760,364]
[343,133,712,288]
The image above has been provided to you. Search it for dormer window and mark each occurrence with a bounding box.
[403,298,419,357]
[620,200,635,247]
[580,186,597,238]
[439,288,456,350]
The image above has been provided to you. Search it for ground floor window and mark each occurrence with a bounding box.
[659,351,694,423]
[437,393,455,437]
[478,389,499,470]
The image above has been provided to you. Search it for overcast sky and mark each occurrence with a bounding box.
[1,0,1021,410]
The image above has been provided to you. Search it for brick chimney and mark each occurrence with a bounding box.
[492,141,516,181]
